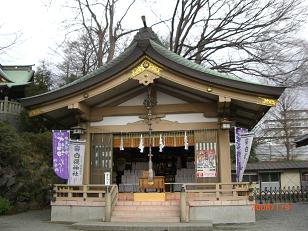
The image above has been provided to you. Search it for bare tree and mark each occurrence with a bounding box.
[57,32,97,84]
[166,0,308,85]
[66,0,137,67]
[0,27,20,54]
[254,88,307,160]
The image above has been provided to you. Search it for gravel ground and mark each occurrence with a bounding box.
[0,203,307,231]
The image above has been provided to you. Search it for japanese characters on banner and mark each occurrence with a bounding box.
[68,140,86,185]
[196,143,217,177]
[235,127,254,182]
[52,130,69,179]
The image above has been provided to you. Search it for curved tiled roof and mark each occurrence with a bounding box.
[232,161,308,171]
[21,27,285,107]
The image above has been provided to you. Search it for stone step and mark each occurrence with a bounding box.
[116,200,179,206]
[110,216,180,223]
[113,205,180,211]
[72,221,213,231]
[112,210,179,217]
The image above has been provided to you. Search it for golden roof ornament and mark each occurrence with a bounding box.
[130,59,162,86]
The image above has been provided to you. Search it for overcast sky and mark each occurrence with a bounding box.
[0,0,172,67]
[1,0,308,110]
[1,0,308,68]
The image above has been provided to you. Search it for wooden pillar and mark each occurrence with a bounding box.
[218,128,231,183]
[81,123,91,184]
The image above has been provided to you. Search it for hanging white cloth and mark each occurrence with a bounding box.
[120,134,124,151]
[184,131,189,150]
[139,134,144,153]
[159,133,165,152]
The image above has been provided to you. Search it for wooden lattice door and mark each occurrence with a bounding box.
[90,134,113,184]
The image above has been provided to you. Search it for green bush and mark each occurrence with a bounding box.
[0,197,11,215]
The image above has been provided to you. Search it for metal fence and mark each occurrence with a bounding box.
[252,186,308,203]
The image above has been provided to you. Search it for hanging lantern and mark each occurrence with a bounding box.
[159,133,164,152]
[184,131,189,150]
[138,134,144,153]
[120,133,124,151]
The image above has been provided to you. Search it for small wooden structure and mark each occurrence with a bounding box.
[139,176,165,192]
[21,26,284,224]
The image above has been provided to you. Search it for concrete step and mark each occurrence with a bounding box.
[112,210,179,217]
[116,200,180,206]
[110,216,180,223]
[113,205,179,211]
[72,221,213,231]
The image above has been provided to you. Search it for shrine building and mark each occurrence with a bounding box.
[21,26,284,224]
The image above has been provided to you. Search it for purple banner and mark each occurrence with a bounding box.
[235,127,247,182]
[52,130,70,179]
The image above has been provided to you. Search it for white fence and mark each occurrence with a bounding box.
[0,97,22,115]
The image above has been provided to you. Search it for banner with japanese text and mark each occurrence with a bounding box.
[239,132,254,182]
[68,140,85,185]
[196,143,217,177]
[52,130,69,179]
[235,127,253,182]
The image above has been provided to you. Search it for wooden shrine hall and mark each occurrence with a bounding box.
[21,25,284,224]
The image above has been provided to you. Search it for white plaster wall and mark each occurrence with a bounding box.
[156,91,188,104]
[90,116,141,126]
[119,91,188,106]
[164,113,218,123]
[119,92,146,106]
[280,170,301,188]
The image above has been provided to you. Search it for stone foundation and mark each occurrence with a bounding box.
[51,201,105,222]
[189,200,255,224]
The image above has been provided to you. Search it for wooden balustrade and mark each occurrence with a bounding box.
[180,182,252,222]
[53,184,118,202]
[0,97,22,114]
[183,182,251,201]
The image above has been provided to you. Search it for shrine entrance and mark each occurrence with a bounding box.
[90,129,219,193]
[113,146,195,192]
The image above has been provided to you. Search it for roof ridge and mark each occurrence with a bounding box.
[0,67,13,83]
[22,43,138,100]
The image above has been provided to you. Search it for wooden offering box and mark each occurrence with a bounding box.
[139,171,165,192]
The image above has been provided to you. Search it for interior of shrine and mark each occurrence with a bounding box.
[113,146,195,192]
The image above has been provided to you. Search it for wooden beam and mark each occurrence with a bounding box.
[160,69,271,105]
[94,86,145,107]
[68,102,90,120]
[89,122,219,133]
[156,83,215,102]
[90,103,217,121]
[218,96,231,116]
[28,72,131,117]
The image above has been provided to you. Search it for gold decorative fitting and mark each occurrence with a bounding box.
[29,108,43,117]
[258,97,277,106]
[131,59,161,78]
[207,87,213,92]
[130,59,162,86]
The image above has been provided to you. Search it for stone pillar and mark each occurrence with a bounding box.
[218,129,231,183]
[105,188,111,222]
[180,186,187,222]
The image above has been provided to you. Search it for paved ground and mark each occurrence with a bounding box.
[0,203,307,231]
[0,209,73,231]
[215,203,308,231]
